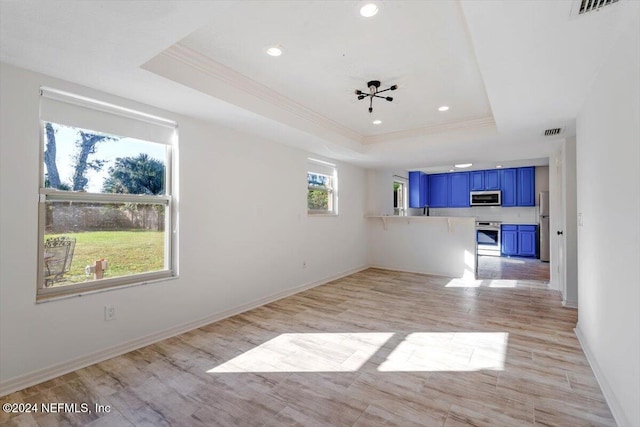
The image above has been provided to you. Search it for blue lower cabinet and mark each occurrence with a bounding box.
[501,225,518,256]
[502,224,538,257]
[517,225,537,257]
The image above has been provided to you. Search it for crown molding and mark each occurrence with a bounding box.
[160,43,363,142]
[362,116,496,144]
[152,44,497,147]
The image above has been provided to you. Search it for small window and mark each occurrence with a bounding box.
[393,177,407,216]
[38,88,177,300]
[307,158,337,215]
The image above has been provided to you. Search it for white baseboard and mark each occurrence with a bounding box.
[574,324,630,427]
[0,265,368,397]
[369,264,456,279]
[562,298,578,309]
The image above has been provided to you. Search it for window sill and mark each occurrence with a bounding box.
[307,212,338,217]
[36,272,178,304]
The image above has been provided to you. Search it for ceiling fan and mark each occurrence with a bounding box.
[354,80,397,113]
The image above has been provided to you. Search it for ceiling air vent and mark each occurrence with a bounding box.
[572,0,620,16]
[544,128,563,137]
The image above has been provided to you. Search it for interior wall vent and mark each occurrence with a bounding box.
[571,0,620,17]
[544,128,563,136]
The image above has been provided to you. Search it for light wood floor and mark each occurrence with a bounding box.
[1,269,614,426]
[477,255,551,282]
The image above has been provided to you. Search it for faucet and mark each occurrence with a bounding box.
[423,205,430,216]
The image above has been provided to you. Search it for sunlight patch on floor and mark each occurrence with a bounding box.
[207,332,393,373]
[378,332,508,372]
[445,278,519,288]
[207,331,508,374]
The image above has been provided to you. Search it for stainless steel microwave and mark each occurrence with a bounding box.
[470,190,501,206]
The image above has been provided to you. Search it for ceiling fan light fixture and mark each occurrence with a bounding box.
[360,3,379,17]
[354,79,397,114]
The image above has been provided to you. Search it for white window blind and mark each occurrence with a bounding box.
[308,158,336,176]
[40,87,176,145]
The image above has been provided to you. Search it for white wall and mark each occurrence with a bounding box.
[575,12,640,427]
[535,165,549,193]
[0,63,369,392]
[366,169,408,216]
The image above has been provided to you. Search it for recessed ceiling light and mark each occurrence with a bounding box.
[265,46,283,57]
[360,3,379,17]
[372,120,382,125]
[496,165,503,169]
[454,163,473,168]
[449,169,454,172]
[438,106,449,112]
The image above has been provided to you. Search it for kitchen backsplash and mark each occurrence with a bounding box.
[408,206,539,224]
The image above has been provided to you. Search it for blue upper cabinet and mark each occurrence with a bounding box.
[517,167,535,206]
[408,171,421,208]
[429,174,448,207]
[449,172,470,207]
[421,173,429,207]
[470,170,500,191]
[485,170,501,190]
[470,171,484,191]
[500,168,517,207]
[408,171,428,208]
[414,166,534,209]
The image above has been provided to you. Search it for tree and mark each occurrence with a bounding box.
[43,122,113,191]
[71,131,112,191]
[102,153,165,195]
[44,123,62,189]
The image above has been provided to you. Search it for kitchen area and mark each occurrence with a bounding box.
[404,163,551,282]
[366,162,551,282]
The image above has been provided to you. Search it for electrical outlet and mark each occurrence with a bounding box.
[104,305,116,321]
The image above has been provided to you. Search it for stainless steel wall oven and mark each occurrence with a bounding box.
[476,221,501,256]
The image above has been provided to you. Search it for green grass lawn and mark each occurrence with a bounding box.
[46,230,165,285]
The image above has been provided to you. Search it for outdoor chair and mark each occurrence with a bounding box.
[44,236,76,286]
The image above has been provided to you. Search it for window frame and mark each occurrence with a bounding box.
[393,176,408,216]
[307,158,338,216]
[36,90,178,302]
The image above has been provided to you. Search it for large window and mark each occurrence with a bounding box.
[307,158,337,215]
[38,88,177,300]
